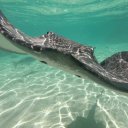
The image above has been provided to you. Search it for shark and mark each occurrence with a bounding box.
[0,10,128,93]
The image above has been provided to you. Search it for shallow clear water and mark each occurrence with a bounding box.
[0,0,128,128]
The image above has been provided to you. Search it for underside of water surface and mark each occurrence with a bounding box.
[0,0,128,128]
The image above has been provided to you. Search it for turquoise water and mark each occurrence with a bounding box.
[0,0,128,128]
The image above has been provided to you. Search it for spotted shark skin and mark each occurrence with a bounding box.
[0,10,128,93]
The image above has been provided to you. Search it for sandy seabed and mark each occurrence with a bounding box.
[0,43,128,128]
